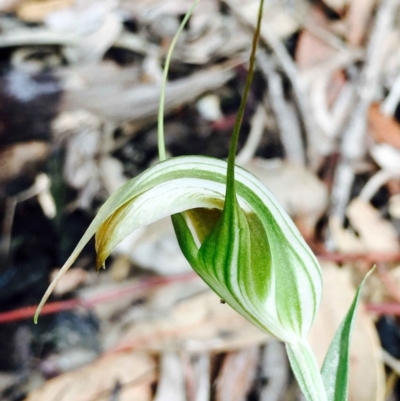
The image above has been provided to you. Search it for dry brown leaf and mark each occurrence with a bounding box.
[0,141,50,184]
[383,266,400,302]
[361,263,400,305]
[347,198,400,253]
[115,218,192,276]
[325,70,348,107]
[109,255,132,282]
[389,194,400,218]
[25,351,155,401]
[17,0,73,22]
[296,28,338,70]
[115,290,268,353]
[65,10,122,63]
[331,197,400,254]
[78,277,153,323]
[346,0,376,46]
[50,267,89,296]
[0,0,23,12]
[322,0,348,13]
[40,348,98,376]
[224,0,308,39]
[308,262,385,401]
[53,110,104,209]
[98,156,127,195]
[329,217,365,254]
[215,347,259,401]
[370,142,400,172]
[61,63,234,123]
[259,340,288,401]
[329,216,365,253]
[368,103,400,150]
[243,158,328,236]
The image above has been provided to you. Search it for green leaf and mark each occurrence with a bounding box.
[320,267,375,401]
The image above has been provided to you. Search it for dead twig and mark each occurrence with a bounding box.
[62,61,237,124]
[236,103,265,165]
[185,353,210,401]
[257,51,305,165]
[376,263,400,304]
[368,303,400,317]
[359,170,400,202]
[381,72,400,115]
[308,51,361,141]
[330,0,399,228]
[317,251,400,264]
[154,352,186,401]
[259,29,320,165]
[259,340,288,401]
[0,273,198,323]
[381,349,400,375]
[0,174,54,263]
[216,347,259,401]
[0,28,77,47]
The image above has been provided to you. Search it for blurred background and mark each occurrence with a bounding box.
[1,0,400,400]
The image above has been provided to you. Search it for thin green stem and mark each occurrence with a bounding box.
[286,339,328,401]
[158,0,200,162]
[225,0,264,198]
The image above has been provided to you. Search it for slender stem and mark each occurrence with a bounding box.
[286,339,328,401]
[225,0,265,197]
[157,0,200,162]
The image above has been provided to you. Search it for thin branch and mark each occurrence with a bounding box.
[329,0,399,228]
[381,349,400,375]
[257,51,305,165]
[0,174,53,263]
[359,170,400,202]
[236,103,266,165]
[381,73,400,115]
[0,272,198,323]
[0,197,17,263]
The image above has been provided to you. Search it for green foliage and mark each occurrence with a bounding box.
[321,268,375,401]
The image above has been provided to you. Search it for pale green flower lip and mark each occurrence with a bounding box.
[35,155,322,345]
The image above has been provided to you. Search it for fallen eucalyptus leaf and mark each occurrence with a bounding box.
[25,351,155,401]
[215,347,259,401]
[347,198,399,253]
[115,289,268,353]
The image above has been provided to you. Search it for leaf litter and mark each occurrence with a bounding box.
[2,0,400,400]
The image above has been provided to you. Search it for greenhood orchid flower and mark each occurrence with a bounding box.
[37,156,322,344]
[35,155,327,401]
